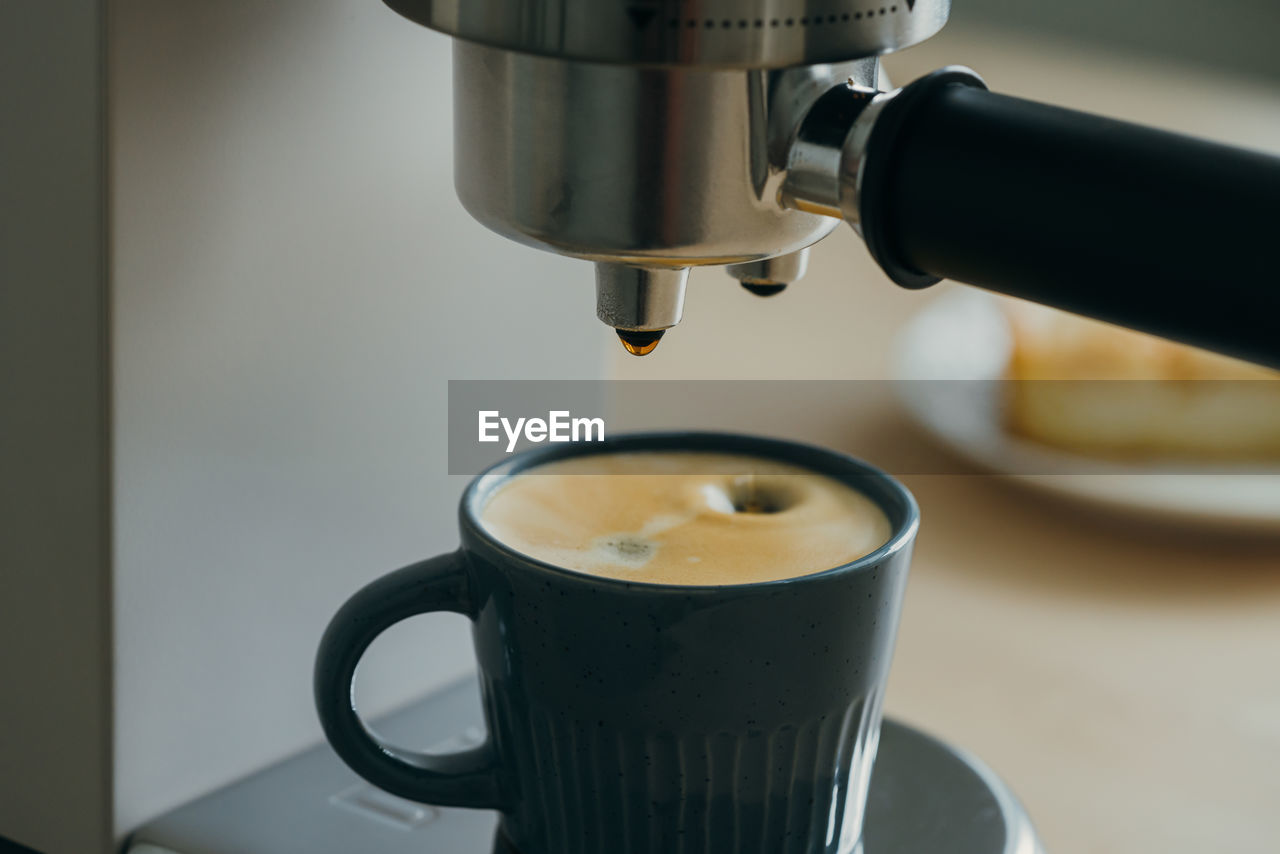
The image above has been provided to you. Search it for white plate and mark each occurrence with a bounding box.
[891,289,1280,530]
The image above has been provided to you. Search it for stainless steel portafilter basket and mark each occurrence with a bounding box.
[382,0,946,353]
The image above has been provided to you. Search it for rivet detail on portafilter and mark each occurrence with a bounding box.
[384,0,951,67]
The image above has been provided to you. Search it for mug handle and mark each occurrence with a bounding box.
[313,552,506,809]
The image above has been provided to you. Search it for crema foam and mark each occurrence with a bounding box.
[478,451,892,586]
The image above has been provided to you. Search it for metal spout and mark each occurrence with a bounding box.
[727,249,811,297]
[596,264,688,355]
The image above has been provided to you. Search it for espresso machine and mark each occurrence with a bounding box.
[117,2,1275,854]
[419,0,1280,366]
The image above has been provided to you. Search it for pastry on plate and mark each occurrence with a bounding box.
[1002,300,1280,461]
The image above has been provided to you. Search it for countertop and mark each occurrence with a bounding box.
[608,25,1280,854]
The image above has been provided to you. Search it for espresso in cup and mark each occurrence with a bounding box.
[316,433,918,854]
[478,451,892,586]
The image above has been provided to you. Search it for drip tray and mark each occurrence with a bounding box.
[126,678,1041,854]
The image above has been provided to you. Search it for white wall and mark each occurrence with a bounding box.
[110,0,606,837]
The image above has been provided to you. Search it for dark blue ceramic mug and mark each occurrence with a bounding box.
[315,433,918,854]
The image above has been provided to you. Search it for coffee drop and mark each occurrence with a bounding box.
[617,329,664,356]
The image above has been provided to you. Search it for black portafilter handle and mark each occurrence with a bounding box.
[857,68,1280,369]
